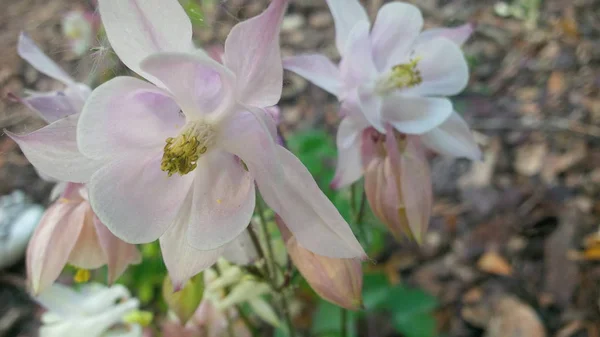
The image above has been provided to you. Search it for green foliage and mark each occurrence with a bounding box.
[311,300,358,337]
[181,0,205,26]
[363,273,439,337]
[117,242,167,307]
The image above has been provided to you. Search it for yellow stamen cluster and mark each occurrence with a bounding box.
[161,123,214,177]
[74,268,90,283]
[389,58,422,88]
[376,57,423,94]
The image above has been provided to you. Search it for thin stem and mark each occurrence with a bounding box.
[247,225,271,278]
[256,197,277,280]
[351,183,368,245]
[279,290,297,337]
[340,307,348,337]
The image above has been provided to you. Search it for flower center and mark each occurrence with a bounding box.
[161,122,215,177]
[375,58,422,95]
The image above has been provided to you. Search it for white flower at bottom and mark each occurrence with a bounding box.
[36,283,142,337]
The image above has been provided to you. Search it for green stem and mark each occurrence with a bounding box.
[351,183,368,245]
[256,197,277,280]
[250,201,297,337]
[340,307,348,337]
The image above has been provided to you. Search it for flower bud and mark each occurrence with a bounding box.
[363,128,432,244]
[162,273,205,325]
[276,216,363,310]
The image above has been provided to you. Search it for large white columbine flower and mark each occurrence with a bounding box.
[72,0,365,286]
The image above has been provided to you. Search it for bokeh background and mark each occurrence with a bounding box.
[1,0,600,336]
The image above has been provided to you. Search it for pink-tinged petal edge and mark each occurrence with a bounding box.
[6,114,102,183]
[27,201,88,294]
[283,54,342,97]
[98,0,194,83]
[324,0,369,55]
[330,117,365,189]
[94,217,141,284]
[420,111,481,160]
[418,23,474,47]
[223,0,288,107]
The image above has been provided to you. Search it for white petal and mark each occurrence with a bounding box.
[23,91,79,124]
[420,111,481,159]
[417,23,474,47]
[88,152,194,244]
[283,54,342,97]
[330,117,365,189]
[325,0,369,55]
[187,151,255,251]
[160,193,222,288]
[140,52,235,119]
[221,230,258,265]
[371,2,423,71]
[18,33,74,86]
[403,37,469,97]
[223,0,287,107]
[339,21,377,90]
[6,114,102,183]
[356,88,385,133]
[98,0,194,82]
[78,76,183,160]
[257,146,366,259]
[382,95,453,134]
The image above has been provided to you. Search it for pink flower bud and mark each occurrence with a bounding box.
[27,183,141,294]
[276,216,363,310]
[363,127,432,244]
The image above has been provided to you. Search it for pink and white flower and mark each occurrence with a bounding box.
[284,1,481,241]
[27,183,141,294]
[75,0,364,287]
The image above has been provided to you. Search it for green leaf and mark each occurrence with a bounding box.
[392,312,437,337]
[311,300,357,337]
[182,0,205,26]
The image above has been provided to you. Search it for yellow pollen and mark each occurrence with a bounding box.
[74,268,91,283]
[216,199,222,204]
[390,57,422,88]
[376,57,423,94]
[161,123,214,177]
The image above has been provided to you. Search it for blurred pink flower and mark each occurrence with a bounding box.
[62,10,99,56]
[27,183,141,294]
[161,300,250,337]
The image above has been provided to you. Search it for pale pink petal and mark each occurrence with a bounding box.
[325,0,369,55]
[160,194,222,288]
[339,21,377,92]
[98,0,194,82]
[187,151,255,251]
[18,32,74,86]
[283,54,342,97]
[140,52,234,119]
[386,132,432,243]
[219,108,281,182]
[67,208,107,269]
[27,201,88,294]
[221,230,258,265]
[403,37,469,97]
[421,111,481,159]
[257,147,366,259]
[23,92,79,123]
[381,95,452,134]
[77,76,183,160]
[94,217,141,284]
[331,117,366,189]
[6,114,103,183]
[356,88,385,133]
[417,23,474,47]
[88,152,194,244]
[223,0,287,107]
[371,2,423,71]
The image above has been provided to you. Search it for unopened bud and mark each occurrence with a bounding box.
[276,216,363,310]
